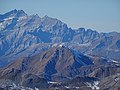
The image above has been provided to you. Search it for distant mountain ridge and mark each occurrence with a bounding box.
[0,9,120,67]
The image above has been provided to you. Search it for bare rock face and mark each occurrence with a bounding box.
[0,74,48,90]
[99,74,120,90]
[0,46,93,81]
[22,74,48,89]
[89,65,120,79]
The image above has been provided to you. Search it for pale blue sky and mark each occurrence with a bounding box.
[0,0,120,32]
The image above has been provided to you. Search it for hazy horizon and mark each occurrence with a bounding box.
[0,0,120,32]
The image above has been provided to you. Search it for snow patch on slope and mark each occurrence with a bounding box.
[4,17,14,20]
[86,81,100,90]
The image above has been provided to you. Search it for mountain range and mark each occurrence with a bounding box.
[0,9,120,90]
[0,9,120,67]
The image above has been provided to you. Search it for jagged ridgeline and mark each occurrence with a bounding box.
[0,9,120,67]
